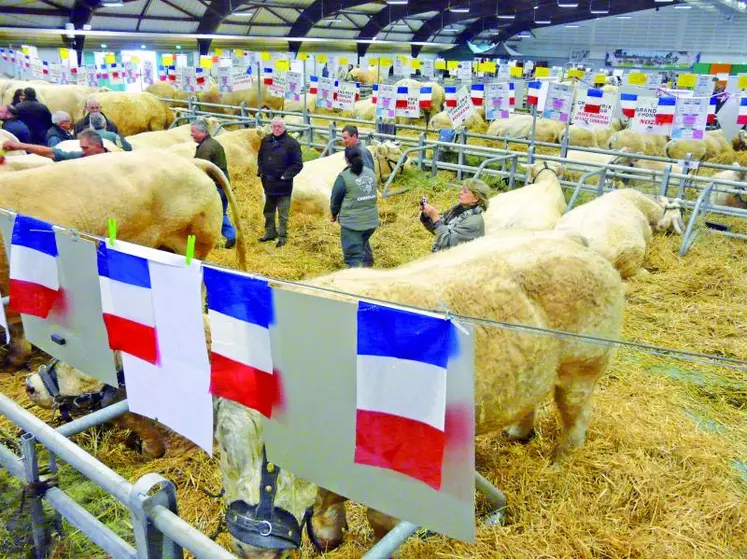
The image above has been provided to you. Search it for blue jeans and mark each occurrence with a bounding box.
[218,188,236,243]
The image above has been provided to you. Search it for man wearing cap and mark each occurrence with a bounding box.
[420,178,490,252]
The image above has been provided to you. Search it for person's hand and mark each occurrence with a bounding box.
[422,203,439,221]
[330,215,337,222]
[2,140,21,151]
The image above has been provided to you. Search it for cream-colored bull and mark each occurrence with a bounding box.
[96,91,176,137]
[127,118,222,150]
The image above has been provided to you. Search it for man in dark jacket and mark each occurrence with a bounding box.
[341,125,374,173]
[15,87,52,145]
[0,104,32,143]
[46,111,74,147]
[191,120,237,249]
[74,95,119,136]
[257,118,303,247]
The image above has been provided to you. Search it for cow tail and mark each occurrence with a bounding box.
[191,159,248,271]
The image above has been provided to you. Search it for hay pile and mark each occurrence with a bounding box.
[0,149,745,558]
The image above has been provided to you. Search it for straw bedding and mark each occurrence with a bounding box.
[0,146,745,558]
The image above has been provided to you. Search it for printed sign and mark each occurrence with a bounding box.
[376,84,397,119]
[446,86,475,129]
[422,59,435,78]
[76,66,88,87]
[86,65,98,87]
[143,61,154,85]
[49,63,60,84]
[671,97,708,140]
[337,80,357,112]
[571,91,617,128]
[630,96,672,135]
[457,61,472,81]
[693,74,715,98]
[542,82,573,123]
[398,88,420,119]
[285,71,302,102]
[268,71,286,98]
[317,77,335,109]
[485,82,511,121]
[605,49,699,69]
[393,57,407,77]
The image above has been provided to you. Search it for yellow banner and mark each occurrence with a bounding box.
[411,59,421,70]
[105,53,116,64]
[235,49,245,57]
[162,54,173,66]
[59,48,69,60]
[627,72,647,85]
[677,73,697,88]
[380,57,392,66]
[593,74,606,85]
[200,55,213,69]
[567,69,584,79]
[275,59,290,72]
[535,67,550,78]
[738,75,747,89]
[369,58,379,65]
[482,62,497,73]
[339,57,348,65]
[132,56,140,65]
[447,61,459,70]
[510,66,523,78]
[22,46,29,55]
[317,54,328,63]
[297,53,308,61]
[260,52,272,61]
[214,48,223,57]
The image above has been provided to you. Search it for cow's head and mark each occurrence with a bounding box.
[527,160,565,182]
[655,196,685,235]
[372,140,411,182]
[25,360,107,410]
[732,130,747,152]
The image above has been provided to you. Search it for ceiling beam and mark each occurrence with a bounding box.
[288,0,367,38]
[136,0,154,31]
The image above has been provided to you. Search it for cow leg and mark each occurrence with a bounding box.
[308,488,347,551]
[6,318,31,368]
[366,507,399,542]
[552,359,606,461]
[115,413,166,459]
[504,408,536,442]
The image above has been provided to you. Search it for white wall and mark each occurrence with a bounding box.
[516,5,747,65]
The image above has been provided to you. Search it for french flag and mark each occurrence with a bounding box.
[445,85,457,108]
[355,82,361,101]
[196,67,206,87]
[354,302,451,490]
[168,65,176,83]
[371,83,378,105]
[655,96,677,125]
[584,88,604,114]
[110,63,121,80]
[263,67,273,85]
[100,64,109,80]
[526,81,541,106]
[707,96,717,125]
[8,215,61,319]
[396,86,408,109]
[97,243,159,365]
[737,97,747,126]
[0,49,6,61]
[158,66,167,82]
[620,93,637,118]
[24,55,30,69]
[204,267,277,418]
[419,86,432,109]
[333,80,339,101]
[9,50,15,64]
[509,82,515,106]
[42,61,49,76]
[470,83,484,106]
[309,75,318,95]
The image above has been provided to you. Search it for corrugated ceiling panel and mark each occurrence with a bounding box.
[346,14,369,26]
[217,23,251,35]
[356,3,385,13]
[270,7,301,21]
[146,1,196,19]
[161,0,204,16]
[247,26,290,36]
[89,16,141,31]
[97,1,148,16]
[308,28,359,38]
[0,13,66,28]
[137,19,198,33]
[254,9,287,25]
[2,0,52,7]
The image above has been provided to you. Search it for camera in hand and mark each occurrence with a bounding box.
[420,195,427,209]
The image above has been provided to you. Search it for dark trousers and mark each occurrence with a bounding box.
[341,227,376,268]
[263,194,291,240]
[218,188,236,242]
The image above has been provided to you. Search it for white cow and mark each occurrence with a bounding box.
[710,164,747,208]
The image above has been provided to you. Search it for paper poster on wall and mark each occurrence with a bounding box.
[30,59,43,79]
[395,87,420,119]
[571,92,617,128]
[422,59,435,79]
[630,96,672,135]
[485,82,511,121]
[181,66,195,92]
[143,61,155,85]
[605,49,699,69]
[317,77,335,110]
[394,57,407,77]
[542,82,574,123]
[285,71,302,102]
[693,74,715,98]
[124,61,138,84]
[337,80,357,112]
[376,84,397,119]
[76,66,88,87]
[268,71,286,98]
[446,86,475,129]
[671,97,708,140]
[457,62,472,81]
[86,65,98,87]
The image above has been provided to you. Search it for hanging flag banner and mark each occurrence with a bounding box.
[419,86,432,110]
[630,96,671,135]
[485,82,511,121]
[285,71,303,102]
[571,92,617,128]
[737,97,747,125]
[395,86,408,112]
[457,62,471,81]
[337,80,358,112]
[445,85,457,108]
[526,81,541,106]
[398,87,421,118]
[317,77,335,110]
[376,84,397,119]
[308,75,318,95]
[268,71,286,98]
[446,86,475,129]
[671,97,709,140]
[693,74,715,98]
[620,93,638,118]
[422,59,435,78]
[707,95,717,124]
[470,83,484,106]
[543,82,574,122]
[583,88,604,113]
[371,83,378,105]
[655,95,677,125]
[143,60,155,85]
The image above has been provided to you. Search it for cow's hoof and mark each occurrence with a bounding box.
[306,510,344,553]
[142,438,166,459]
[504,427,535,443]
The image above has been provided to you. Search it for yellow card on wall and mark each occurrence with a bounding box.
[738,75,747,89]
[162,54,173,66]
[627,72,647,86]
[22,46,29,55]
[235,49,245,57]
[593,74,606,85]
[677,73,696,88]
[317,54,328,63]
[510,66,523,78]
[535,67,550,78]
[215,48,223,57]
[200,55,213,69]
[260,52,272,61]
[568,69,584,79]
[59,48,69,60]
[298,53,309,60]
[369,58,379,65]
[483,62,497,73]
[132,56,140,64]
[105,53,116,64]
[339,57,348,65]
[411,59,421,70]
[435,60,446,70]
[276,59,290,71]
[447,61,459,70]
[380,57,392,66]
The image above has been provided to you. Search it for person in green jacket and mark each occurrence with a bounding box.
[89,113,132,151]
[330,146,379,268]
[420,179,490,252]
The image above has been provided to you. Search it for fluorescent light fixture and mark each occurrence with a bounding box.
[535,18,552,23]
[654,0,674,2]
[326,17,343,22]
[557,1,579,7]
[233,11,254,16]
[590,7,609,13]
[101,1,124,6]
[450,6,470,12]
[82,24,92,30]
[386,0,408,4]
[176,45,182,49]
[564,24,580,27]
[497,13,516,19]
[517,31,532,37]
[140,44,146,49]
[100,43,107,48]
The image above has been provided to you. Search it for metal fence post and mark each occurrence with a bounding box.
[677,153,692,200]
[239,102,247,127]
[129,473,183,559]
[329,122,337,154]
[659,164,672,197]
[560,117,570,159]
[457,126,467,181]
[508,155,518,190]
[418,132,426,172]
[21,432,49,558]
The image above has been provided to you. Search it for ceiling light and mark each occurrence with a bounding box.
[386,0,408,3]
[100,43,107,48]
[557,1,579,7]
[590,7,609,13]
[140,44,146,49]
[176,45,182,49]
[233,10,254,16]
[517,31,532,37]
[450,6,470,12]
[497,13,516,19]
[82,24,92,30]
[654,0,674,3]
[535,18,552,23]
[101,1,124,6]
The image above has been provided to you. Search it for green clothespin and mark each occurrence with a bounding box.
[185,234,196,265]
[108,218,117,247]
